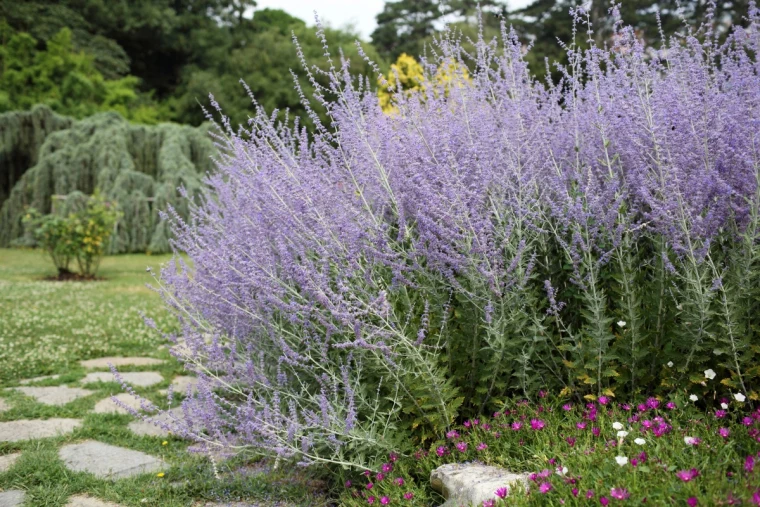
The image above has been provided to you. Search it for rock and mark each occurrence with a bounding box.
[92,393,144,415]
[79,357,165,368]
[0,419,82,443]
[58,441,165,479]
[430,463,529,507]
[0,490,25,506]
[0,399,9,413]
[8,386,94,406]
[0,453,22,473]
[65,494,123,506]
[18,374,61,385]
[159,376,199,396]
[128,407,184,437]
[82,372,163,388]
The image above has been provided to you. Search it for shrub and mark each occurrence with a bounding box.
[152,6,760,470]
[24,192,121,277]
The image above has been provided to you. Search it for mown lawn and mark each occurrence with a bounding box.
[0,249,325,506]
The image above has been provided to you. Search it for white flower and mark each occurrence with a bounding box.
[721,403,729,410]
[689,394,698,402]
[667,361,674,368]
[617,320,626,327]
[617,430,629,438]
[612,422,624,430]
[634,438,646,445]
[615,456,628,466]
[734,393,746,402]
[704,369,716,380]
[684,436,698,446]
[556,466,568,476]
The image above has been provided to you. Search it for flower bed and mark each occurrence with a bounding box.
[341,393,760,505]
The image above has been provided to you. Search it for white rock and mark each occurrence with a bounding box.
[18,374,61,385]
[0,419,81,443]
[59,441,165,479]
[0,490,25,506]
[92,393,145,415]
[431,463,529,506]
[0,453,22,473]
[65,494,124,506]
[82,372,163,388]
[8,386,94,406]
[79,357,165,368]
[0,399,9,413]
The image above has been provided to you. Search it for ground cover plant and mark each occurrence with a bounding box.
[339,393,760,505]
[149,1,760,482]
[0,249,323,505]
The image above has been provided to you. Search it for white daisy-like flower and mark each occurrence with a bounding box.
[704,369,716,380]
[684,436,698,445]
[689,394,698,402]
[667,361,674,367]
[617,430,629,438]
[617,321,626,327]
[735,393,746,402]
[721,403,729,410]
[556,466,568,476]
[612,422,624,430]
[634,438,646,445]
[615,456,628,466]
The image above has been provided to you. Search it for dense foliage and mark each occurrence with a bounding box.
[23,192,120,277]
[0,106,215,254]
[148,4,760,472]
[340,394,760,505]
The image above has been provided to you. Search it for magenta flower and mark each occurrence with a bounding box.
[598,396,610,405]
[495,487,508,499]
[715,410,727,419]
[610,488,630,500]
[539,390,547,398]
[463,420,472,428]
[563,403,573,411]
[345,480,352,488]
[572,488,579,497]
[477,442,488,451]
[746,455,755,473]
[666,401,676,410]
[376,473,385,482]
[403,492,413,500]
[436,446,447,457]
[380,497,390,505]
[600,496,610,506]
[676,469,700,482]
[621,404,632,411]
[566,437,576,447]
[688,497,698,506]
[367,497,375,505]
[366,483,374,490]
[592,427,601,437]
[719,427,730,438]
[483,501,495,507]
[539,482,553,494]
[512,422,522,431]
[531,419,546,430]
[446,430,460,439]
[389,452,398,462]
[382,462,393,473]
[395,477,404,486]
[646,398,660,410]
[472,419,480,426]
[456,441,468,452]
[587,490,595,499]
[743,417,754,426]
[577,422,587,430]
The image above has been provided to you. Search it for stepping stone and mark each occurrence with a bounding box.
[82,372,162,388]
[59,441,165,479]
[0,419,82,443]
[92,393,144,415]
[159,376,199,396]
[9,386,94,406]
[80,357,165,369]
[0,490,25,506]
[128,407,184,437]
[19,374,61,385]
[0,399,9,413]
[65,495,123,507]
[431,463,530,506]
[0,453,22,473]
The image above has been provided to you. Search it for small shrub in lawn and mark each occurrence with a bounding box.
[339,395,760,505]
[150,6,760,470]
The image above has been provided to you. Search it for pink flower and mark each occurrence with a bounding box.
[610,488,630,500]
[746,455,755,473]
[367,496,375,504]
[395,477,404,486]
[577,422,588,430]
[752,491,760,506]
[676,468,700,482]
[436,446,447,457]
[600,496,610,506]
[512,422,523,431]
[587,490,595,499]
[563,403,573,411]
[539,390,547,398]
[688,498,698,506]
[380,497,390,505]
[719,427,730,438]
[403,492,413,500]
[599,396,610,405]
[495,487,508,499]
[539,482,553,494]
[592,427,601,437]
[572,488,579,497]
[382,462,393,473]
[531,419,546,430]
[646,398,660,410]
[456,441,468,452]
[483,501,495,507]
[345,480,352,488]
[366,482,374,490]
[666,401,676,410]
[743,417,754,426]
[630,458,638,467]
[715,410,727,419]
[446,430,460,439]
[376,473,385,482]
[566,437,576,447]
[389,452,399,462]
[463,420,471,428]
[477,442,488,451]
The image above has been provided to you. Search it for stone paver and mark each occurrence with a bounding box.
[159,376,199,396]
[80,357,165,369]
[128,407,184,437]
[82,372,163,388]
[92,393,144,415]
[9,386,94,406]
[431,463,529,506]
[0,399,9,413]
[0,490,25,507]
[0,452,21,474]
[0,453,22,473]
[18,374,61,385]
[59,441,165,479]
[65,494,123,507]
[0,419,82,443]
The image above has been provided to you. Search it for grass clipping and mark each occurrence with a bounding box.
[0,105,215,253]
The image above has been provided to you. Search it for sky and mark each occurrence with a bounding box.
[254,0,533,40]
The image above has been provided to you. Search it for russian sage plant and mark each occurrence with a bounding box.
[148,6,760,469]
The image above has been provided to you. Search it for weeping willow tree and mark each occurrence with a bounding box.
[0,105,215,253]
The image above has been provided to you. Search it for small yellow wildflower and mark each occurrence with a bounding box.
[162,441,168,446]
[156,472,165,478]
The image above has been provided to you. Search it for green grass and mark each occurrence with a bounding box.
[0,249,325,506]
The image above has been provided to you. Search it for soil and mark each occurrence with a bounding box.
[42,270,103,282]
